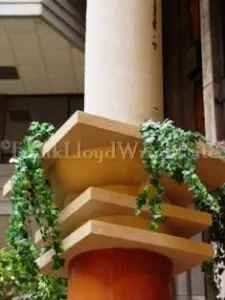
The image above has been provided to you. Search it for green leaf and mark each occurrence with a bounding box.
[138,118,225,299]
[1,121,67,299]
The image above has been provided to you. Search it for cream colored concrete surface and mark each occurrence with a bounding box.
[85,0,163,125]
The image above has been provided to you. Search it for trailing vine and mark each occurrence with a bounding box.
[0,122,67,299]
[2,118,225,298]
[137,119,225,299]
[0,246,67,300]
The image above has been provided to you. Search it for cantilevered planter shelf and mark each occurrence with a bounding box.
[3,110,225,298]
[37,220,213,277]
[4,111,225,205]
[35,187,213,277]
[35,187,212,246]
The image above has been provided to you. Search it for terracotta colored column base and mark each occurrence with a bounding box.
[68,248,173,300]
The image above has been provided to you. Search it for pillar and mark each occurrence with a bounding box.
[68,1,169,299]
[68,249,173,300]
[84,0,163,125]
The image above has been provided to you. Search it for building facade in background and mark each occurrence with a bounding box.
[0,0,225,299]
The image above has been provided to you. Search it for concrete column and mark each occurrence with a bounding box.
[68,2,169,299]
[84,0,163,125]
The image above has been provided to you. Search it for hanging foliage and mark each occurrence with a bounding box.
[137,119,225,299]
[0,122,67,299]
[2,117,225,299]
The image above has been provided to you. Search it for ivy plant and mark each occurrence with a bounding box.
[2,117,225,299]
[0,122,67,299]
[0,246,67,300]
[137,119,225,299]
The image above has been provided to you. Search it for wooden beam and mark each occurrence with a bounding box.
[179,0,197,132]
[0,96,7,163]
[200,0,224,142]
[162,0,183,127]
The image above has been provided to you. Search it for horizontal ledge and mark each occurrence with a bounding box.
[0,1,41,3]
[36,220,213,277]
[0,3,42,15]
[3,111,225,207]
[3,111,141,199]
[42,111,141,161]
[35,187,212,246]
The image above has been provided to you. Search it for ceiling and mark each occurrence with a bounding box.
[0,18,84,95]
[68,0,87,22]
